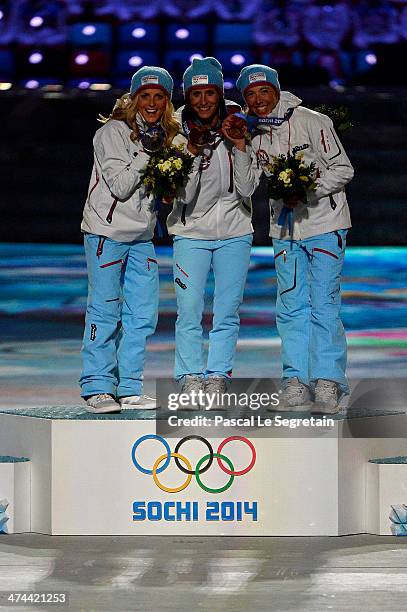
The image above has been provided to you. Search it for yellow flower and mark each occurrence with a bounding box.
[173,158,183,170]
[278,169,293,185]
[300,176,309,182]
[160,160,172,173]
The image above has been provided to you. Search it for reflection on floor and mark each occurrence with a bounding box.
[1,534,407,611]
[0,244,406,407]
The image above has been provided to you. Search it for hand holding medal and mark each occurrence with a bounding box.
[221,114,248,151]
[189,125,213,147]
[186,125,214,156]
[140,125,165,154]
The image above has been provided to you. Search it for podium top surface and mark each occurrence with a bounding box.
[0,404,405,421]
[0,406,159,420]
[369,456,407,463]
[0,455,29,462]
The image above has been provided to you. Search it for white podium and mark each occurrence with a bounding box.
[367,458,407,535]
[0,457,30,534]
[1,408,407,536]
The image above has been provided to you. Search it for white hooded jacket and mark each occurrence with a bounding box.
[233,91,354,240]
[81,118,157,242]
[166,104,253,240]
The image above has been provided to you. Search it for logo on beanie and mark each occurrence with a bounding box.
[249,72,267,83]
[141,75,159,85]
[192,75,209,86]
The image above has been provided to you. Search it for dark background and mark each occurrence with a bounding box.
[1,86,406,246]
[1,1,407,245]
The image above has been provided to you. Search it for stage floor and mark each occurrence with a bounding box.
[1,533,407,611]
[0,244,406,408]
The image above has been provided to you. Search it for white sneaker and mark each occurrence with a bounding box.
[275,377,312,412]
[119,395,158,410]
[312,379,340,415]
[205,376,228,410]
[180,375,205,410]
[85,394,121,414]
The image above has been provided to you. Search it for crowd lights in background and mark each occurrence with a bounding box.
[0,14,384,95]
[365,53,377,66]
[89,83,112,90]
[230,54,246,66]
[82,25,96,36]
[175,28,190,40]
[75,53,89,66]
[25,80,40,89]
[129,55,143,67]
[29,52,43,64]
[30,16,44,28]
[132,27,146,39]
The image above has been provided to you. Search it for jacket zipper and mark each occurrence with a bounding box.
[227,150,234,193]
[87,168,99,204]
[217,147,225,239]
[320,129,328,153]
[181,204,187,226]
[106,198,118,224]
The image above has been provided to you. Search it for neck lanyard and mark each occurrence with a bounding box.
[235,107,295,132]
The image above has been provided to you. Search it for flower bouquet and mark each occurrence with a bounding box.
[265,152,317,202]
[265,152,317,233]
[142,144,195,204]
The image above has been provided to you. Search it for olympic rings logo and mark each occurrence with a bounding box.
[131,435,256,494]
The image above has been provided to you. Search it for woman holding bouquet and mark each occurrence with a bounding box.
[167,57,253,407]
[223,64,354,414]
[80,66,178,413]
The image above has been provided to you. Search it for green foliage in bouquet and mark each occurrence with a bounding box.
[313,105,353,133]
[142,144,195,200]
[265,153,317,203]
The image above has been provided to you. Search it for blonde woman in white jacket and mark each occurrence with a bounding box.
[80,66,179,413]
[224,64,354,414]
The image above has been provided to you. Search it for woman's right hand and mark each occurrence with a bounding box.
[187,140,203,157]
[222,115,247,151]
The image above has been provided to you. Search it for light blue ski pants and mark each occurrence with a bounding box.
[273,229,349,393]
[80,233,159,398]
[173,234,253,381]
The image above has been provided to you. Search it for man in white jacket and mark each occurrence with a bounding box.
[224,64,354,414]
